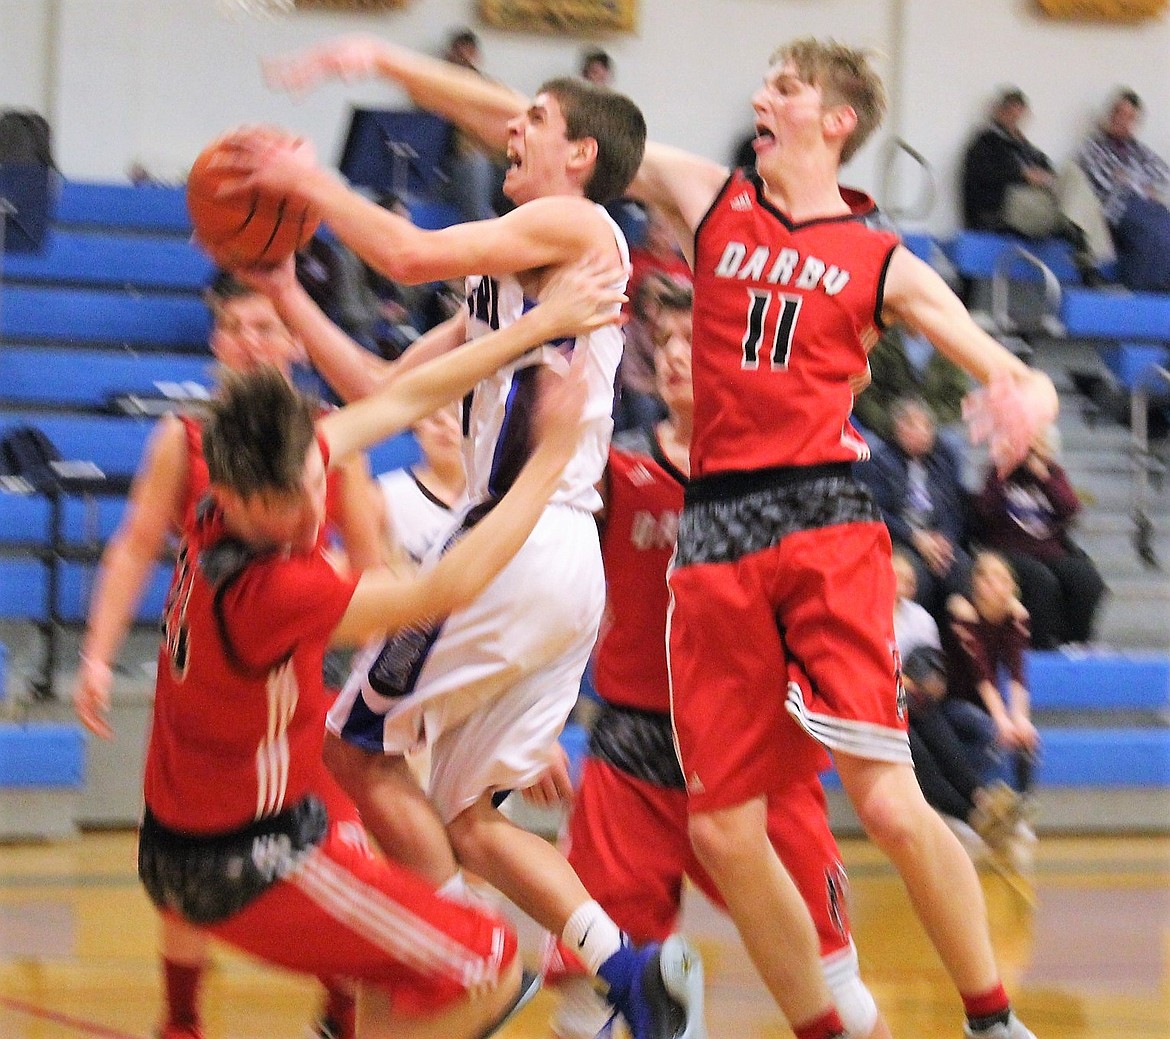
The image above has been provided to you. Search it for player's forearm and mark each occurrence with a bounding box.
[374,44,525,153]
[80,537,160,668]
[271,275,388,402]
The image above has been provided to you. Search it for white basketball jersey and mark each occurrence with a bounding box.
[377,467,463,565]
[461,205,628,513]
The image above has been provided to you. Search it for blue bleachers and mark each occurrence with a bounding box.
[3,229,213,291]
[1060,287,1170,343]
[1037,729,1170,788]
[0,346,212,407]
[0,285,211,347]
[0,722,86,789]
[1026,649,1170,712]
[55,181,191,234]
[0,413,156,476]
[945,230,1082,284]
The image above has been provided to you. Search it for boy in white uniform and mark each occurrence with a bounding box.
[226,43,704,1039]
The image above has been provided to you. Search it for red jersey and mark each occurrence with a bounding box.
[593,428,684,712]
[144,475,358,835]
[690,169,898,477]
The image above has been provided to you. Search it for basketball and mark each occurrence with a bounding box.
[186,134,320,269]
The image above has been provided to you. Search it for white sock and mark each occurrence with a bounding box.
[561,900,623,975]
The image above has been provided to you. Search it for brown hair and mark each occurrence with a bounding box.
[539,77,647,204]
[769,38,887,164]
[202,365,317,500]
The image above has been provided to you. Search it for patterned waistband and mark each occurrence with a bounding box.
[590,700,685,790]
[675,471,880,567]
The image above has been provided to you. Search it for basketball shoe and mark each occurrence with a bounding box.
[597,935,706,1039]
[964,1010,1038,1039]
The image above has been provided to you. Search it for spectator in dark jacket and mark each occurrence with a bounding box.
[859,396,972,618]
[963,88,1058,232]
[972,427,1106,648]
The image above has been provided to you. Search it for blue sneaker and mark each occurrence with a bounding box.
[598,935,705,1039]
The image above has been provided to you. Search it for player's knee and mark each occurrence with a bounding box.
[446,803,490,870]
[687,802,766,877]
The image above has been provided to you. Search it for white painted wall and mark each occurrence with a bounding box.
[3,0,1168,234]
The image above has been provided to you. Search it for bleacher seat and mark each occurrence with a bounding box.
[0,413,155,476]
[1060,287,1170,343]
[0,721,86,840]
[55,181,191,234]
[0,347,211,407]
[0,285,210,347]
[1026,649,1170,712]
[1037,729,1170,787]
[3,229,214,291]
[1098,343,1170,391]
[945,230,1082,284]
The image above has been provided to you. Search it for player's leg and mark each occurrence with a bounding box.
[433,671,705,1039]
[779,521,1032,1039]
[668,555,845,1039]
[206,821,533,1039]
[547,757,692,1039]
[158,913,209,1039]
[321,732,457,886]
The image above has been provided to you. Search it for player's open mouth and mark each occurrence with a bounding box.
[753,127,776,151]
[506,148,522,169]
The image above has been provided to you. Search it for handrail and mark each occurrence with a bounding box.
[878,136,937,225]
[989,244,1065,337]
[1130,362,1170,569]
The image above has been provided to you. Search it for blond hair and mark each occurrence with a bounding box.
[770,38,887,163]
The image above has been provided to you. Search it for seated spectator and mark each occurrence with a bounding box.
[613,274,683,432]
[972,426,1107,648]
[852,326,970,446]
[963,87,1097,278]
[1078,88,1170,292]
[579,48,614,86]
[892,552,1022,857]
[858,396,972,618]
[945,551,1040,803]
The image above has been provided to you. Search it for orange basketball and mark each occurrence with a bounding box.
[186,135,320,269]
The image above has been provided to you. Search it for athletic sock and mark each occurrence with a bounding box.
[162,958,203,1031]
[963,982,1011,1031]
[793,1008,848,1039]
[562,900,624,976]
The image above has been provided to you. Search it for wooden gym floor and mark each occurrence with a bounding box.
[1,830,1167,1039]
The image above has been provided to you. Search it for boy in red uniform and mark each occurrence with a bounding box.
[74,273,381,1039]
[136,264,619,1039]
[529,288,892,1039]
[264,33,1057,1039]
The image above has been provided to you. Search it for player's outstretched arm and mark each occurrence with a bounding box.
[333,347,587,644]
[882,245,1058,473]
[74,417,189,738]
[265,35,526,155]
[217,132,609,286]
[319,255,625,463]
[627,141,729,266]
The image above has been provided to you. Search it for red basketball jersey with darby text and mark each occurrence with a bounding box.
[593,431,685,712]
[144,505,357,835]
[690,169,899,477]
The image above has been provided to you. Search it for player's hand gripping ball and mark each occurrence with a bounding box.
[186,132,320,269]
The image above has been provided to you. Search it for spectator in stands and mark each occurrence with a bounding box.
[851,326,970,446]
[580,48,614,87]
[962,88,1098,279]
[626,201,692,313]
[892,552,1022,858]
[613,271,676,432]
[439,27,507,222]
[945,551,1039,803]
[972,425,1106,649]
[1078,88,1170,292]
[858,396,972,619]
